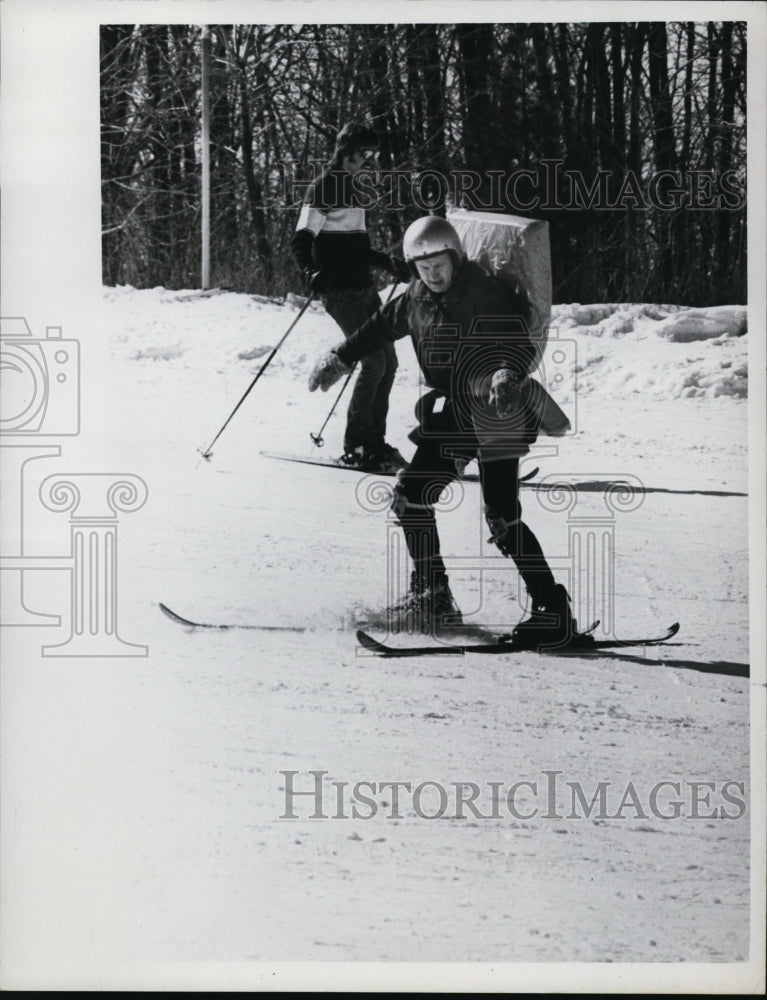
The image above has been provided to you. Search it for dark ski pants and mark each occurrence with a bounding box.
[323,286,397,453]
[393,437,557,606]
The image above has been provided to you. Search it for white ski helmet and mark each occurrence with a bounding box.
[403,215,464,271]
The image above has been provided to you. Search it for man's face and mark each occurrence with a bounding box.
[415,252,456,293]
[343,148,379,176]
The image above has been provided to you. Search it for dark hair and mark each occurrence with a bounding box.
[333,122,380,157]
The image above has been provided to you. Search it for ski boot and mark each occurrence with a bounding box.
[365,442,408,474]
[512,583,586,651]
[429,574,463,631]
[336,445,367,469]
[337,443,407,474]
[388,571,463,634]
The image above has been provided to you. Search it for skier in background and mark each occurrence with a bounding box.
[308,215,583,648]
[291,122,410,474]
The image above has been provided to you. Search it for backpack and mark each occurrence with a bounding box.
[447,208,552,367]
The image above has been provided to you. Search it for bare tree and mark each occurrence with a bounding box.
[100,20,747,304]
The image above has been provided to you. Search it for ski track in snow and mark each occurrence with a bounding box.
[20,286,748,966]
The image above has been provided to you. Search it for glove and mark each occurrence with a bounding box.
[454,456,470,477]
[304,268,332,294]
[488,368,526,417]
[308,350,351,392]
[387,256,411,282]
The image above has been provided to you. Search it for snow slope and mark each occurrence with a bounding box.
[3,286,756,990]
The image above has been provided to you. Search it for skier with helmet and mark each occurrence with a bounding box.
[308,214,580,649]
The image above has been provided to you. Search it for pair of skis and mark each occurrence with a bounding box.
[159,602,679,656]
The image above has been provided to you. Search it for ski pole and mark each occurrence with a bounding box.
[198,293,315,462]
[309,281,399,448]
[310,364,356,448]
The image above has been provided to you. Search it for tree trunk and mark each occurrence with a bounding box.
[647,21,677,295]
[700,23,720,292]
[455,23,495,207]
[626,22,647,300]
[413,24,448,215]
[715,21,735,300]
[100,25,138,285]
[145,26,171,286]
[236,28,273,287]
[210,27,239,286]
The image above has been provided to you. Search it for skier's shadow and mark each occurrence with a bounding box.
[552,647,749,678]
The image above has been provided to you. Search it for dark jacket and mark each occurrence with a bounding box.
[337,259,535,384]
[336,259,540,459]
[291,167,390,291]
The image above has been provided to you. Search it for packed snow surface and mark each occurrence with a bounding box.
[5,285,754,989]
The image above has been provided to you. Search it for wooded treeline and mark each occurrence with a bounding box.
[101,22,746,305]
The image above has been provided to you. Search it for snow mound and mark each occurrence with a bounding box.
[549,302,747,400]
[131,343,185,362]
[681,362,748,398]
[655,305,747,342]
[556,302,683,334]
[555,302,747,341]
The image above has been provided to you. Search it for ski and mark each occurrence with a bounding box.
[355,622,680,657]
[260,451,538,484]
[261,450,404,477]
[158,602,305,632]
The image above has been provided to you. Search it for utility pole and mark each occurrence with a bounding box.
[200,25,211,289]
